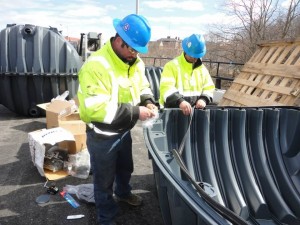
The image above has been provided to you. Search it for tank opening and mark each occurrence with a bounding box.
[29,107,40,117]
[24,28,32,34]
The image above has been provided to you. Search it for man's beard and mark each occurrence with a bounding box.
[121,56,137,65]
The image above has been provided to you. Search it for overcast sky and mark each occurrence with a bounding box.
[0,0,291,43]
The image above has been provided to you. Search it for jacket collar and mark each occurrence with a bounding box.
[106,38,141,70]
[177,52,202,70]
[177,52,193,69]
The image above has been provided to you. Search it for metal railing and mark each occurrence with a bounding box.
[141,56,244,89]
[203,60,244,89]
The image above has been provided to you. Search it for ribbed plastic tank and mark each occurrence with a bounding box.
[0,24,82,116]
[145,66,162,102]
[144,106,300,225]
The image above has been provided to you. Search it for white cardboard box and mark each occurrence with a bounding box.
[28,127,75,180]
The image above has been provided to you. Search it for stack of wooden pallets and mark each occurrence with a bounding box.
[219,38,300,106]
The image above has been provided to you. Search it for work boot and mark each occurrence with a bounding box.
[114,193,143,206]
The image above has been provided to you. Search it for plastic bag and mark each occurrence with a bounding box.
[54,90,69,101]
[51,91,78,112]
[142,111,159,128]
[67,150,91,179]
[63,183,95,204]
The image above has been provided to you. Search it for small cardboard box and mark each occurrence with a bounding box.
[37,99,87,154]
[38,100,73,129]
[58,112,87,154]
[28,127,76,180]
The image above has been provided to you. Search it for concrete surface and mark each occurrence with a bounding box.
[0,104,164,225]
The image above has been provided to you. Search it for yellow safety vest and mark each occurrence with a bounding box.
[159,53,215,107]
[77,40,152,124]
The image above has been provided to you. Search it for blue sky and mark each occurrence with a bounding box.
[0,0,290,42]
[0,0,229,42]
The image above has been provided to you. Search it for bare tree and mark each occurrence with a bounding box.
[228,0,278,42]
[293,16,300,36]
[280,0,300,38]
[207,0,300,63]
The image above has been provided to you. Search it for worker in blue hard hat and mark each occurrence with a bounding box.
[77,14,157,225]
[159,33,215,115]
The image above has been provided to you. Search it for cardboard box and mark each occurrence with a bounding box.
[38,100,74,129]
[37,99,87,154]
[58,112,87,154]
[28,127,76,180]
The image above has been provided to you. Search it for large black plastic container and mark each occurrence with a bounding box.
[144,106,300,225]
[145,66,162,102]
[0,24,82,116]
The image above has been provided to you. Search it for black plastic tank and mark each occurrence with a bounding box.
[0,24,82,116]
[145,66,162,103]
[144,106,300,225]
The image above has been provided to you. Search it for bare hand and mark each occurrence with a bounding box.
[139,106,157,121]
[146,103,158,112]
[195,99,206,109]
[179,101,192,115]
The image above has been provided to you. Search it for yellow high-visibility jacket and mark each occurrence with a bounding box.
[159,53,215,108]
[77,38,155,135]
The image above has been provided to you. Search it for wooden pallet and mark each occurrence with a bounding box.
[219,38,300,106]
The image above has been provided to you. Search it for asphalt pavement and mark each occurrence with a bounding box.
[0,104,164,225]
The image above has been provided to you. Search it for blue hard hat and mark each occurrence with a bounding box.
[182,34,206,58]
[113,14,151,54]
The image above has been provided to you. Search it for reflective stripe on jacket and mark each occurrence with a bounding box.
[77,39,154,134]
[159,53,215,107]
